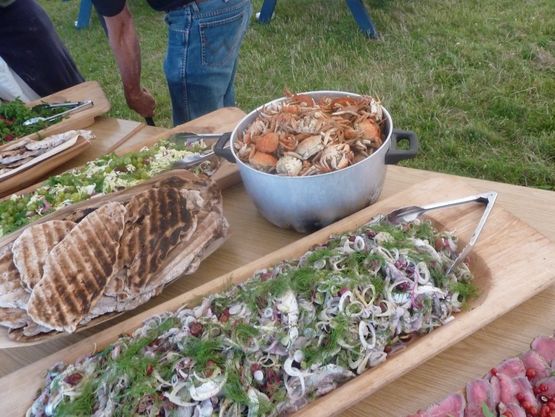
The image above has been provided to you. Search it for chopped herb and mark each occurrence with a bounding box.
[431,268,449,288]
[53,379,95,417]
[258,397,275,416]
[289,267,322,296]
[413,221,436,243]
[307,248,333,263]
[183,338,224,371]
[258,274,290,298]
[481,402,496,417]
[224,368,249,405]
[234,322,260,345]
[369,222,406,241]
[449,281,478,306]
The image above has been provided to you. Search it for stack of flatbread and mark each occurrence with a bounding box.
[0,171,228,341]
[0,130,94,176]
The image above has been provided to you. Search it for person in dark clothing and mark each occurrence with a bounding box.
[0,0,84,98]
[92,0,251,125]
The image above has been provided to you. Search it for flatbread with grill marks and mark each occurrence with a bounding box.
[12,220,75,291]
[0,307,29,329]
[0,245,29,309]
[27,202,126,333]
[117,185,193,295]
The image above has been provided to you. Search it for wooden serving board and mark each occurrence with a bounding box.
[0,107,245,202]
[0,81,110,150]
[0,135,91,198]
[1,177,554,416]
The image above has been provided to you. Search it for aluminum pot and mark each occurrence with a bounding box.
[214,91,419,233]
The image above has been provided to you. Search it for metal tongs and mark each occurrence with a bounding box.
[386,191,498,274]
[169,132,230,169]
[23,100,94,126]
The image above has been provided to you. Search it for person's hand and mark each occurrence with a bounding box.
[125,87,155,118]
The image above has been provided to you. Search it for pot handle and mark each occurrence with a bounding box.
[213,132,236,163]
[385,129,419,164]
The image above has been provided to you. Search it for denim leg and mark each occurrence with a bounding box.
[164,0,251,125]
[164,11,191,126]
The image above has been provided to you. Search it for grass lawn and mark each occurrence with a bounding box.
[40,0,554,189]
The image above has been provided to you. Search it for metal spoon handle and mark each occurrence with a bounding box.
[43,99,93,122]
[421,193,492,212]
[446,191,497,274]
[23,100,93,126]
[40,101,84,109]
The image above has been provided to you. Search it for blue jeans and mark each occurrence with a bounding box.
[164,0,252,125]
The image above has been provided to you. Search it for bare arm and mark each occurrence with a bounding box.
[103,5,155,118]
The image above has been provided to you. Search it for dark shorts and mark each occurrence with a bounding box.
[0,0,84,97]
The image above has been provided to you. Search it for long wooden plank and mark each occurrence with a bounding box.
[2,107,245,200]
[1,176,554,417]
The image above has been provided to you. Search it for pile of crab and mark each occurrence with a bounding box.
[235,92,385,176]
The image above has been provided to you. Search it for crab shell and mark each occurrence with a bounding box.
[293,135,324,160]
[357,118,381,142]
[248,151,277,172]
[254,132,279,154]
[276,155,302,176]
[318,143,353,172]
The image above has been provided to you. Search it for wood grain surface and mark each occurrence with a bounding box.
[1,176,554,417]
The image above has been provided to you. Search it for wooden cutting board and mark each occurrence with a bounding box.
[0,81,110,150]
[1,177,554,417]
[0,135,91,198]
[0,107,244,202]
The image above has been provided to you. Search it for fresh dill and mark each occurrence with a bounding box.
[224,368,249,405]
[182,338,224,370]
[53,379,95,417]
[307,248,333,263]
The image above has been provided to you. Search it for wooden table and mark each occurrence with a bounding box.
[1,109,554,416]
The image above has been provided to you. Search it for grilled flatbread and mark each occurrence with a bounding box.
[0,150,42,165]
[27,202,126,333]
[155,210,228,290]
[12,220,75,291]
[0,245,29,309]
[8,326,55,342]
[0,307,29,329]
[117,185,193,295]
[5,157,36,168]
[0,138,30,152]
[24,130,93,151]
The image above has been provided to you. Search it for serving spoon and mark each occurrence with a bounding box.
[23,100,94,126]
[385,191,498,274]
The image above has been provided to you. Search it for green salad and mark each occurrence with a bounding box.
[0,99,67,145]
[0,140,207,237]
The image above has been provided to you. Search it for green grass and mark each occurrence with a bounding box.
[40,0,554,189]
